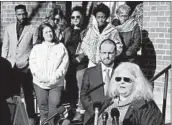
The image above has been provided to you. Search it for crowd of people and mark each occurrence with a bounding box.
[1,3,163,125]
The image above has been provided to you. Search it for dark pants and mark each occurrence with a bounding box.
[33,84,63,123]
[65,65,78,107]
[1,100,12,125]
[13,66,35,118]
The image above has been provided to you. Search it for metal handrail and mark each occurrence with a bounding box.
[149,64,171,124]
[150,64,171,83]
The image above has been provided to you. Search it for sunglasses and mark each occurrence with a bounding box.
[71,16,81,20]
[53,18,60,22]
[115,77,133,83]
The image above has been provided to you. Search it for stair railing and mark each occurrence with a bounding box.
[149,64,171,124]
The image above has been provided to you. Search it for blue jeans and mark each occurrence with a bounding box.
[76,68,86,111]
[33,84,63,123]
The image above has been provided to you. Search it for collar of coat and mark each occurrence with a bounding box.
[91,22,118,36]
[116,18,138,33]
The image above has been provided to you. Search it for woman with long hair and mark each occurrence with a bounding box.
[96,62,163,125]
[29,23,69,124]
[62,6,89,122]
[46,7,67,41]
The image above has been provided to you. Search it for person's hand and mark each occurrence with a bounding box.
[56,72,63,79]
[40,75,49,83]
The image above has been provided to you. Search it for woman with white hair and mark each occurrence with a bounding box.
[112,4,141,63]
[96,62,163,125]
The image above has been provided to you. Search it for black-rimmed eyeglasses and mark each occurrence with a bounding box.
[71,16,81,20]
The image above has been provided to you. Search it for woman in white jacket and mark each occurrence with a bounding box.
[29,22,69,124]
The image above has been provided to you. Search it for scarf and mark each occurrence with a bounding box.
[116,18,137,33]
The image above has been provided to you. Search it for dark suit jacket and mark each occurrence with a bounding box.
[80,63,117,125]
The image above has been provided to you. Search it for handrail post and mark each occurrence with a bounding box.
[162,70,169,124]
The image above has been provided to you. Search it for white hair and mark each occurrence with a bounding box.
[108,62,153,101]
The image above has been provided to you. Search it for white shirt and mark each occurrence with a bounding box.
[101,63,114,95]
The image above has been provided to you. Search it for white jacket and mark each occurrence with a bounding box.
[29,42,69,89]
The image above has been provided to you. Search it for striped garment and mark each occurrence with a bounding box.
[81,22,123,67]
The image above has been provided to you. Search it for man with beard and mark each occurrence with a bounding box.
[80,39,119,125]
[1,4,37,124]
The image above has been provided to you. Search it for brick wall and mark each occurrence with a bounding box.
[0,1,171,122]
[143,1,171,92]
[0,1,66,42]
[143,2,171,123]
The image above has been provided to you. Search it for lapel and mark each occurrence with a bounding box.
[18,24,30,44]
[95,63,109,98]
[110,62,119,78]
[64,27,72,45]
[95,63,103,85]
[12,23,18,44]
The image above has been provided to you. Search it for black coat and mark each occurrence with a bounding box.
[0,57,14,125]
[85,98,163,125]
[62,26,88,71]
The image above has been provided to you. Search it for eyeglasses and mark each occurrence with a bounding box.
[119,15,128,18]
[115,77,133,83]
[71,16,81,20]
[53,18,60,22]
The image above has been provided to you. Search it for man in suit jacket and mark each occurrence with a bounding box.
[80,39,119,125]
[1,4,37,123]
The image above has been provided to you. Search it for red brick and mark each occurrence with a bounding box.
[158,44,163,49]
[150,28,156,32]
[143,12,148,16]
[143,22,147,27]
[156,50,165,54]
[149,2,157,5]
[165,33,171,38]
[156,39,166,43]
[156,17,167,21]
[160,2,166,5]
[156,28,167,32]
[151,6,156,11]
[159,22,164,27]
[159,33,164,38]
[157,6,168,11]
[148,12,159,16]
[147,22,158,27]
[167,28,171,33]
[167,17,171,21]
[166,50,171,55]
[144,17,150,21]
[164,45,171,49]
[150,17,156,21]
[166,39,170,44]
[144,2,149,5]
[163,56,171,60]
[165,11,170,16]
[165,22,170,27]
[157,55,163,60]
[143,5,150,11]
[158,11,164,16]
[149,33,159,38]
[156,60,165,65]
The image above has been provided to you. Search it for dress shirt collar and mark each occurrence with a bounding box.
[101,62,114,76]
